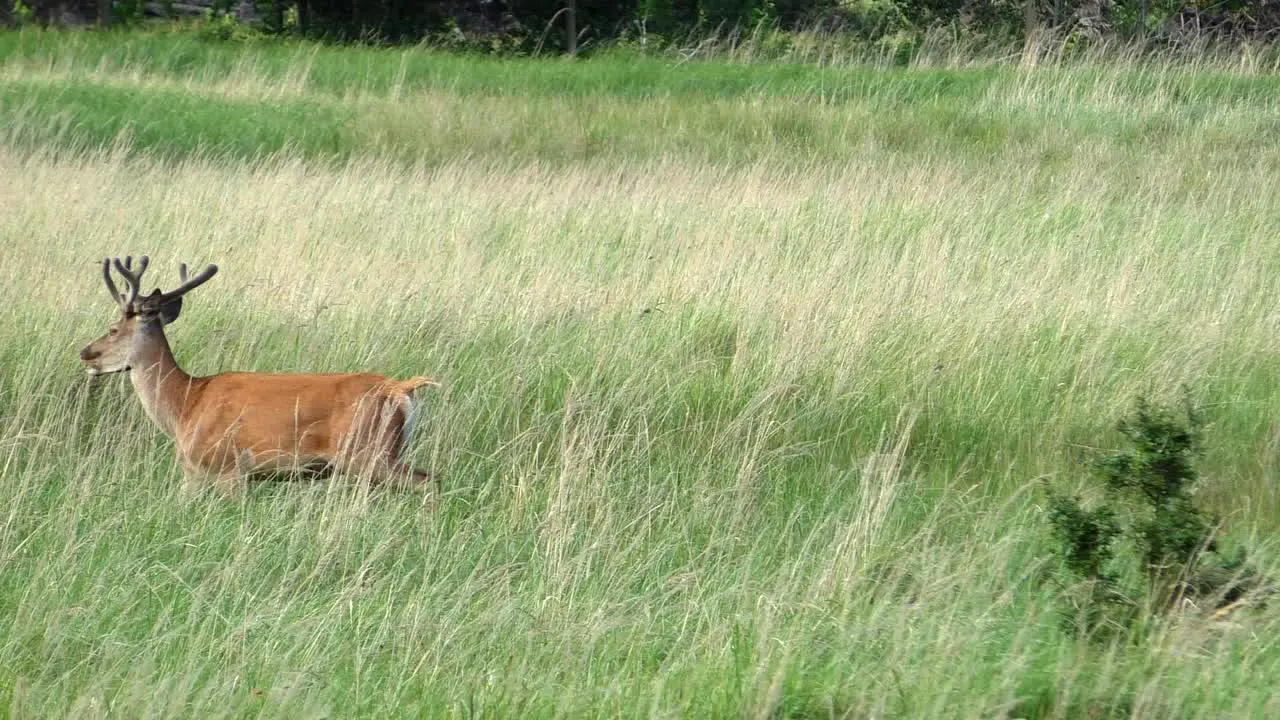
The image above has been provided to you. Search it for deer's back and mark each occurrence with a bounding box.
[181,372,397,459]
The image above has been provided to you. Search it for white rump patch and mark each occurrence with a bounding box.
[398,395,419,460]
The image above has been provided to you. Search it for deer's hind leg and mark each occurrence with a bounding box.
[389,393,438,491]
[337,392,435,492]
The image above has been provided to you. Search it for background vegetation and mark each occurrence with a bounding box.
[2,26,1280,718]
[5,0,1280,55]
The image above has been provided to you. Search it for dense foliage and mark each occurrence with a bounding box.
[8,0,1280,50]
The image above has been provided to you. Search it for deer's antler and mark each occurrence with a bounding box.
[102,255,150,310]
[102,256,218,313]
[160,262,219,303]
[101,257,123,306]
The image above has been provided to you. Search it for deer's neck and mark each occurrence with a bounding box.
[128,325,194,437]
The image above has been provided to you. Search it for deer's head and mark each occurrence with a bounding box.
[80,256,218,376]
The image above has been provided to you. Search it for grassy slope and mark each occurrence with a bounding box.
[2,28,1280,718]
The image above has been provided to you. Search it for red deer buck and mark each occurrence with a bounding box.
[79,256,439,496]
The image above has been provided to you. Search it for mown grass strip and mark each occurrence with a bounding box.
[4,29,1280,105]
[0,79,350,160]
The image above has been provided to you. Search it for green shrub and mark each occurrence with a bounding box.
[1045,392,1270,636]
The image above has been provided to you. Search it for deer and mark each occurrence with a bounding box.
[79,256,440,497]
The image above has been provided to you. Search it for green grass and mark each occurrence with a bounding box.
[2,29,1007,100]
[3,27,1280,718]
[2,29,1280,166]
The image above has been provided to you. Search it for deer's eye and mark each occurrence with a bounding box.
[109,327,119,336]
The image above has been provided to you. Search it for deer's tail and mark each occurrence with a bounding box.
[399,376,441,394]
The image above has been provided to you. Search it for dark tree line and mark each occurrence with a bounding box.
[277,0,1280,47]
[6,0,1280,49]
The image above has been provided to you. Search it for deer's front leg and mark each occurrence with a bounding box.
[177,431,250,498]
[180,461,248,499]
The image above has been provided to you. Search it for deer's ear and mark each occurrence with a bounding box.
[137,289,183,325]
[158,297,184,325]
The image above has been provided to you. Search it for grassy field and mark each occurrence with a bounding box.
[2,28,1280,718]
